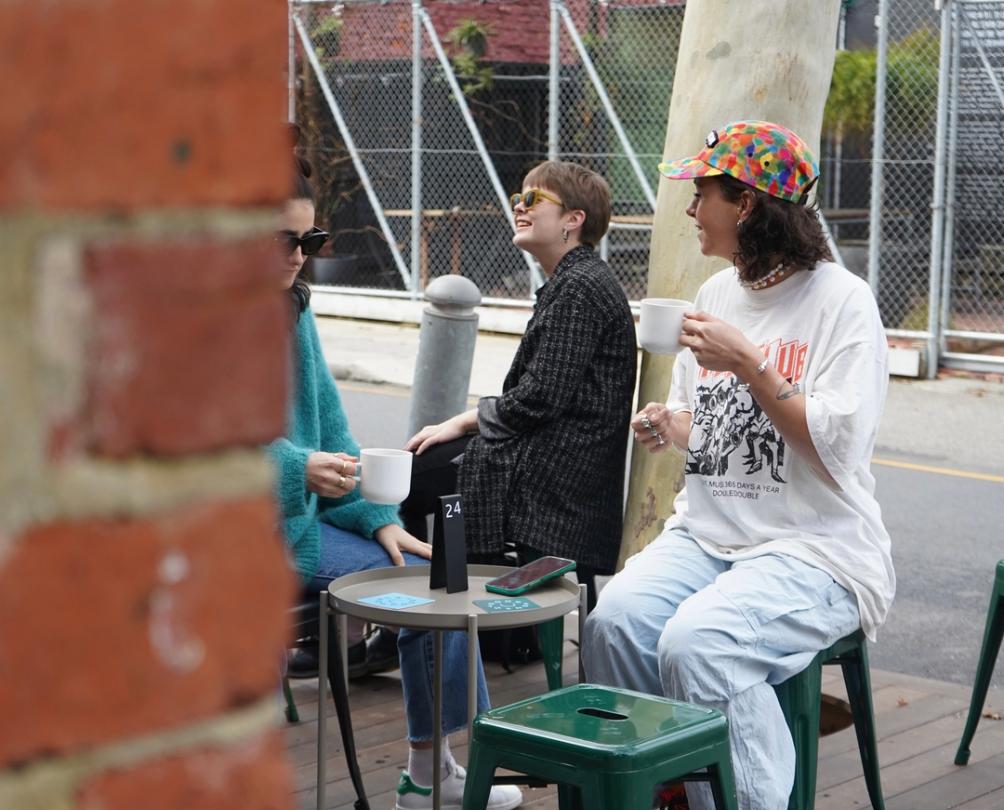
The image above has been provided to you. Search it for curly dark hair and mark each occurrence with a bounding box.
[716,174,832,284]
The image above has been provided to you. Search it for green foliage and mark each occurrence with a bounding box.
[824,27,941,140]
[310,10,343,62]
[446,18,494,96]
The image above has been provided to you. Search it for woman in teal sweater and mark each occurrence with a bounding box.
[269,177,521,810]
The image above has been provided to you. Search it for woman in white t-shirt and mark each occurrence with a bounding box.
[584,121,894,810]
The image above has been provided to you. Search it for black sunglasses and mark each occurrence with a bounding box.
[276,226,329,256]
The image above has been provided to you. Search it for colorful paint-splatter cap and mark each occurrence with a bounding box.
[658,120,819,203]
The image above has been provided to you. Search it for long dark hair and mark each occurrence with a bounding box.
[289,162,315,319]
[717,174,832,283]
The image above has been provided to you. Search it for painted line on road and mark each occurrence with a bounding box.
[873,457,1004,484]
[339,380,410,398]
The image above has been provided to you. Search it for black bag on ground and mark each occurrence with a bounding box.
[471,548,544,671]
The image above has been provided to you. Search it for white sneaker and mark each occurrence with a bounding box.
[394,759,523,810]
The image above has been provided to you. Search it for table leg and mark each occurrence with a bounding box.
[317,592,328,810]
[467,614,479,747]
[578,582,587,683]
[337,612,348,688]
[433,630,443,810]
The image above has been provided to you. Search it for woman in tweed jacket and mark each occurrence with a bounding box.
[405,161,637,608]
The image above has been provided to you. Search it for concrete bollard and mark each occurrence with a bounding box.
[408,275,482,437]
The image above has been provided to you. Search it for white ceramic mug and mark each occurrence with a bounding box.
[357,448,413,504]
[638,298,694,355]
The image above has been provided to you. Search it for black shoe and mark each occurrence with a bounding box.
[347,626,400,680]
[363,626,400,675]
[286,641,319,679]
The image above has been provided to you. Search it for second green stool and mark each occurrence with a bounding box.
[773,629,885,810]
[955,559,1004,766]
[462,683,738,810]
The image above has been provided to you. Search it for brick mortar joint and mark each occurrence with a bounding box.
[0,210,279,241]
[0,449,274,539]
[0,698,280,806]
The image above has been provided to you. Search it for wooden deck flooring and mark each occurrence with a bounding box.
[284,625,1004,810]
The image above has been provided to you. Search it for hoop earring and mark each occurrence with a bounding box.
[562,228,569,243]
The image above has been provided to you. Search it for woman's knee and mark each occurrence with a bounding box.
[657,612,741,703]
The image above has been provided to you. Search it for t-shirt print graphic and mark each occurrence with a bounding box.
[685,376,787,483]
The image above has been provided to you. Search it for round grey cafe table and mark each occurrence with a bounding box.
[316,564,586,810]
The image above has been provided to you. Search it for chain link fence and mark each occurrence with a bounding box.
[944,1,1004,365]
[293,0,1004,372]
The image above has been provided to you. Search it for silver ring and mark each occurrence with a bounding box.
[641,416,653,430]
[657,435,666,446]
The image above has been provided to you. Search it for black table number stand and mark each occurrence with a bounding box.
[430,493,468,593]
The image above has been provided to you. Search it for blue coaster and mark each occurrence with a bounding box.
[358,592,435,610]
[474,597,540,613]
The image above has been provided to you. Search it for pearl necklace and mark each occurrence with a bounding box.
[740,263,793,291]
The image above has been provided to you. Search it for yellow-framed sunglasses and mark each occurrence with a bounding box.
[509,188,564,210]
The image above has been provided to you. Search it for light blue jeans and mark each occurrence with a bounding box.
[305,522,490,742]
[583,527,860,810]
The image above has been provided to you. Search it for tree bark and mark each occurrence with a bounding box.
[618,0,843,567]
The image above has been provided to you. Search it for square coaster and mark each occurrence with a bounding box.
[473,597,540,613]
[358,592,436,610]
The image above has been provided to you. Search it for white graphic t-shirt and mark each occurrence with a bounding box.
[666,262,895,639]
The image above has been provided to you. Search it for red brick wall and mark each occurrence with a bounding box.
[0,1,296,807]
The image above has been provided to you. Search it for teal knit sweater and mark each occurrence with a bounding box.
[268,308,401,579]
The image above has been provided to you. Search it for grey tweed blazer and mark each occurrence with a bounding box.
[458,245,637,572]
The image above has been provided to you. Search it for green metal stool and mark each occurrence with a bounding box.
[955,559,1004,766]
[773,629,885,810]
[462,684,738,810]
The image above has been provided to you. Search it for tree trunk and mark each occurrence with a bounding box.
[618,0,842,567]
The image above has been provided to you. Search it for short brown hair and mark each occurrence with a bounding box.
[522,161,611,247]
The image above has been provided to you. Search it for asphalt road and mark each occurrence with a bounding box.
[340,382,1004,692]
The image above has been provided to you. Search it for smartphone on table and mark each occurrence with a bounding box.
[484,556,577,596]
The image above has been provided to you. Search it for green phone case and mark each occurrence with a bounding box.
[484,560,577,596]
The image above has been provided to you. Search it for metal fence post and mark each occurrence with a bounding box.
[549,0,560,161]
[867,0,891,297]
[408,276,482,437]
[925,0,954,379]
[940,1,962,353]
[410,0,423,298]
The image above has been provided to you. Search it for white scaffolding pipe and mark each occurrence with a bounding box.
[548,0,560,160]
[557,1,657,211]
[419,8,545,292]
[293,13,412,288]
[959,3,1004,108]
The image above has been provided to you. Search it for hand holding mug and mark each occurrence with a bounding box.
[306,451,358,498]
[679,311,760,373]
